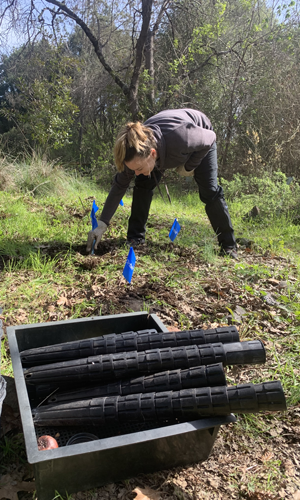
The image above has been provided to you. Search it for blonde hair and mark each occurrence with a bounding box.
[114,122,156,172]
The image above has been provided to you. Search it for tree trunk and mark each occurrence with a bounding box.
[128,0,153,120]
[145,30,155,107]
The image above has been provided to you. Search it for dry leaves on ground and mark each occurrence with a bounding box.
[132,486,162,500]
[0,473,35,500]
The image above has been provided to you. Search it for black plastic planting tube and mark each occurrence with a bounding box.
[32,381,286,427]
[20,326,240,366]
[24,340,266,386]
[47,364,226,404]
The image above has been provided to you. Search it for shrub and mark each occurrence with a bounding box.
[221,171,300,218]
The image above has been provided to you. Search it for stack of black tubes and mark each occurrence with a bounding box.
[20,326,286,427]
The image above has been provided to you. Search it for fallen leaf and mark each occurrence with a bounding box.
[269,327,282,334]
[15,309,28,323]
[267,279,280,285]
[283,459,296,477]
[173,477,187,489]
[0,474,35,500]
[57,296,71,307]
[294,493,300,500]
[208,478,220,488]
[278,489,286,498]
[132,486,161,500]
[260,451,274,462]
[269,429,278,437]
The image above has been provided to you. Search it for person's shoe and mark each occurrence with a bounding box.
[126,238,146,248]
[220,247,238,260]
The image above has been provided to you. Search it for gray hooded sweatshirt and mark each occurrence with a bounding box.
[100,108,216,225]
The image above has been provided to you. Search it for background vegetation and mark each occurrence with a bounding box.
[0,0,300,182]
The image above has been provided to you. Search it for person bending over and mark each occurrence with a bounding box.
[86,108,237,259]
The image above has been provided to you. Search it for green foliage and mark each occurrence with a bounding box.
[53,492,74,500]
[221,171,300,217]
[1,337,13,376]
[79,132,115,179]
[1,74,79,152]
[25,76,78,150]
[0,42,79,154]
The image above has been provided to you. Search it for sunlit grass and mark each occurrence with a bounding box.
[1,337,13,377]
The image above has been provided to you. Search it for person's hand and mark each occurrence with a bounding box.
[86,221,108,252]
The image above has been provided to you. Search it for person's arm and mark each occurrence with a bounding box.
[99,167,135,225]
[86,167,134,252]
[183,126,216,171]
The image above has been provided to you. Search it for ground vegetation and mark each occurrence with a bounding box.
[0,159,299,499]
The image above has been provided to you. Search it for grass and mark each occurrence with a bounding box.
[0,160,300,499]
[0,433,27,467]
[1,337,13,377]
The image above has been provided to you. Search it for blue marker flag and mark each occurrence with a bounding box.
[119,199,124,206]
[169,218,181,242]
[123,247,136,283]
[90,200,99,230]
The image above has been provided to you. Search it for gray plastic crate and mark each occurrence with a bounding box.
[0,320,7,417]
[7,312,236,500]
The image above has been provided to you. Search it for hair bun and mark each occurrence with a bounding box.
[114,121,156,172]
[126,122,136,132]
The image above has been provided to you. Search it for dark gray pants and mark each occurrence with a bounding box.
[127,143,236,249]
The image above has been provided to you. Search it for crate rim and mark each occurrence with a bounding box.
[7,311,168,333]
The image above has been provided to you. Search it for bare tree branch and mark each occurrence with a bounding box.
[152,0,171,34]
[128,0,153,118]
[45,0,129,96]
